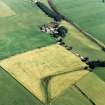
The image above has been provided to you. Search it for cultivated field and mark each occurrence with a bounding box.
[0,0,55,60]
[51,86,92,105]
[0,44,87,103]
[53,0,105,44]
[0,0,105,105]
[0,67,43,105]
[48,70,88,99]
[76,73,105,105]
[60,21,105,60]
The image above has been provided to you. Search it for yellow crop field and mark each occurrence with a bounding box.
[0,1,15,17]
[48,70,89,99]
[0,44,87,103]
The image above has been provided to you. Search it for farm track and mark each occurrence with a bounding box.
[48,0,105,50]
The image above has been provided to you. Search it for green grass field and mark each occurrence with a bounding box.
[0,0,55,60]
[94,67,105,81]
[53,0,105,44]
[51,86,92,105]
[0,1,15,17]
[60,21,105,60]
[76,73,105,105]
[0,67,43,105]
[64,35,105,60]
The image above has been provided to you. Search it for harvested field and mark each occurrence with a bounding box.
[0,44,87,102]
[76,73,105,105]
[48,70,89,99]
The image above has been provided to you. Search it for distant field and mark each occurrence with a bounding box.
[76,73,105,105]
[51,86,92,105]
[0,44,86,103]
[53,0,105,44]
[48,70,88,99]
[0,0,55,60]
[94,67,105,81]
[0,67,43,105]
[61,21,105,60]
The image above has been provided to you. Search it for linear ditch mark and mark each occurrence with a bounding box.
[41,68,89,104]
[48,68,88,79]
[74,84,96,105]
[41,77,51,105]
[48,0,105,51]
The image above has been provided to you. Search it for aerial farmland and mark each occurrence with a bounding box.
[0,0,105,105]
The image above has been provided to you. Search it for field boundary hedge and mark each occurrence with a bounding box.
[48,0,105,50]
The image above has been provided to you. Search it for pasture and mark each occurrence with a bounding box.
[76,73,105,105]
[0,67,43,105]
[53,0,105,44]
[61,21,105,60]
[94,67,105,81]
[0,0,55,60]
[0,44,87,103]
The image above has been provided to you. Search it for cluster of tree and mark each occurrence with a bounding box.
[102,47,105,52]
[36,2,62,21]
[57,26,68,37]
[81,57,89,62]
[102,0,105,3]
[86,60,105,69]
[53,26,68,38]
